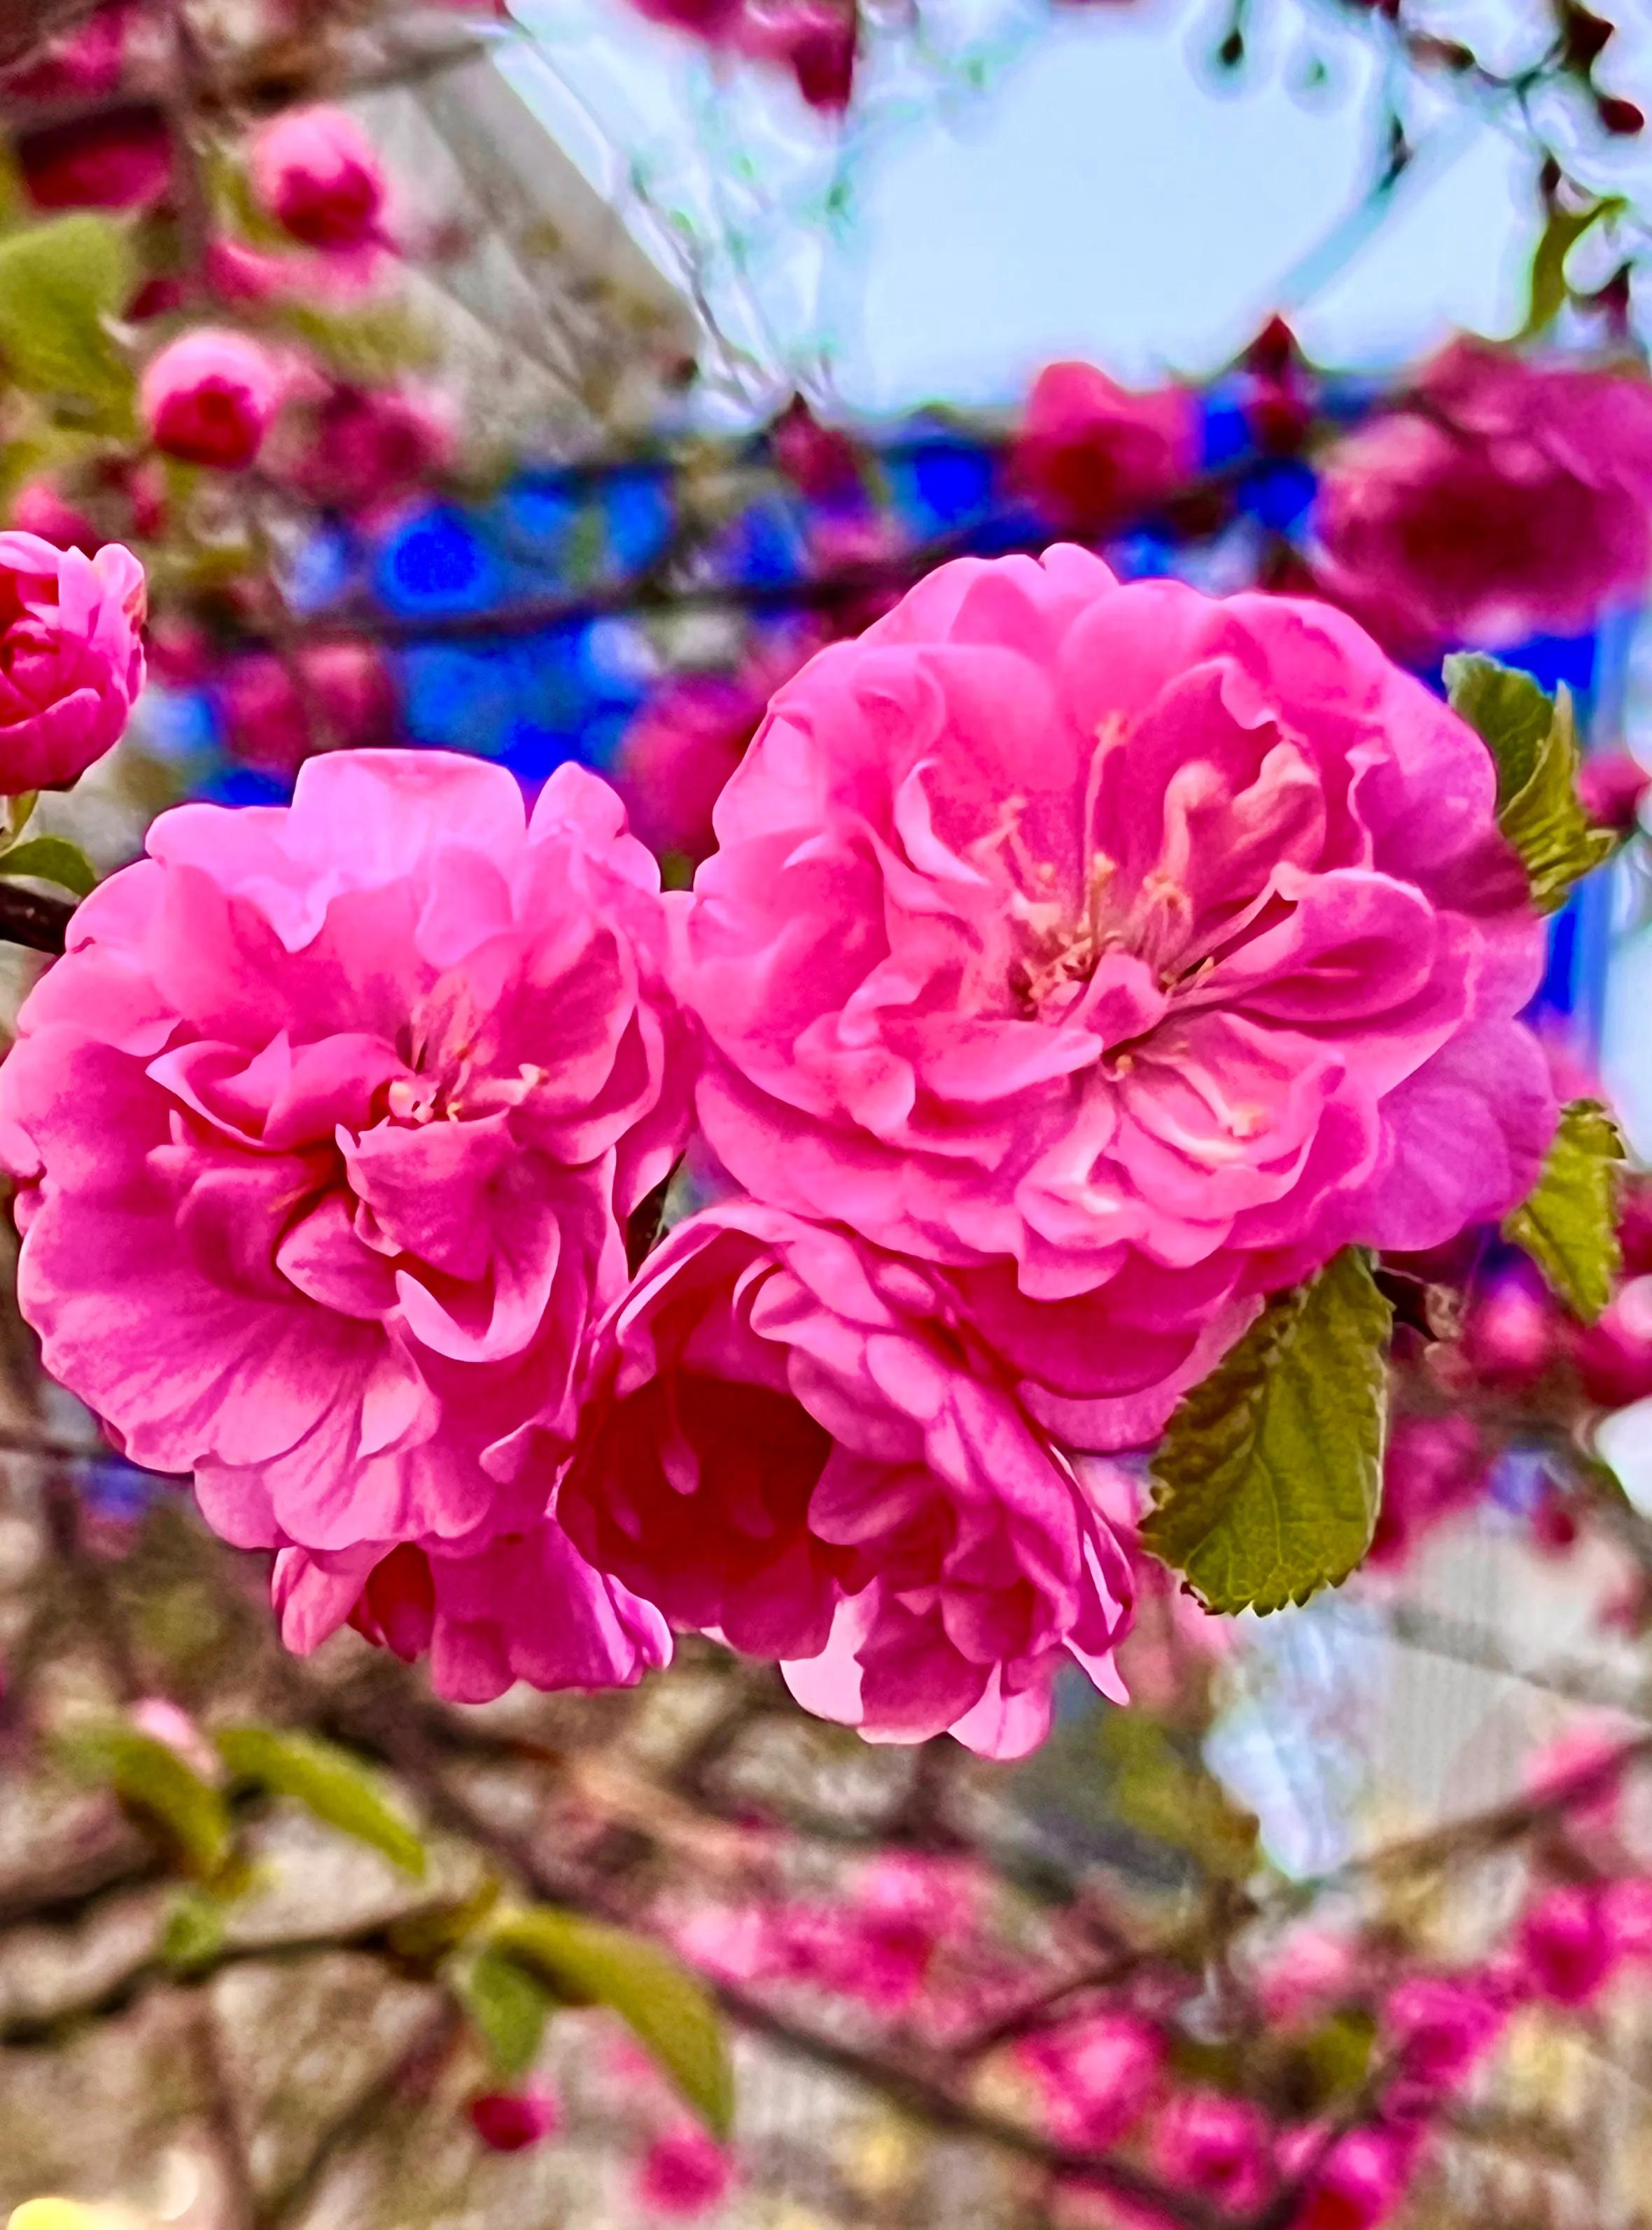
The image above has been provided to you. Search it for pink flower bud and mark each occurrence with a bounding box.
[1381,1973,1506,2092]
[1516,1883,1619,2007]
[1013,361,1198,534]
[614,672,766,864]
[10,481,101,556]
[141,330,284,472]
[467,2087,561,2152]
[130,1697,219,1781]
[251,106,388,254]
[1577,750,1647,834]
[635,2129,734,2217]
[18,101,172,211]
[0,530,144,791]
[1154,2091,1271,2208]
[1463,1273,1557,1385]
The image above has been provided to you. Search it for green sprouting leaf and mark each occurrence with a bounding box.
[0,835,96,896]
[1503,1098,1626,1324]
[1141,1247,1393,1616]
[1522,194,1625,339]
[459,1945,552,2080]
[1445,654,1618,912]
[0,214,135,422]
[158,1890,227,1975]
[59,1725,232,1880]
[215,1726,425,1878]
[489,1907,734,2138]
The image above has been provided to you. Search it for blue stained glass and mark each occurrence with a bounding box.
[376,507,501,615]
[1238,458,1317,533]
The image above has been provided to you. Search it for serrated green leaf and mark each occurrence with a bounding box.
[1503,1098,1625,1323]
[1521,195,1625,339]
[158,1890,227,1975]
[216,1726,425,1878]
[59,1725,232,1879]
[1446,654,1618,913]
[489,1907,734,2138]
[0,215,134,423]
[1142,1247,1393,1615]
[0,835,95,896]
[459,1945,552,2080]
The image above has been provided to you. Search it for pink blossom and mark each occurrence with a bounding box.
[1019,2012,1164,2150]
[735,0,858,110]
[635,2128,734,2217]
[9,481,101,556]
[1462,1270,1558,1387]
[1154,2091,1273,2210]
[251,106,388,253]
[1516,1882,1620,2006]
[1313,340,1652,654]
[284,384,453,517]
[212,644,400,776]
[1368,1412,1490,1570]
[771,397,862,501]
[558,1200,1135,1759]
[18,102,172,210]
[130,1697,220,1781]
[1570,1276,1652,1408]
[0,753,692,1583]
[614,672,767,865]
[770,1853,978,2008]
[468,2087,561,2150]
[1601,1876,1652,1959]
[1,6,131,101]
[1254,1926,1360,2024]
[141,330,286,472]
[1013,365,1198,535]
[0,531,144,792]
[680,547,1554,1407]
[1524,1718,1635,1839]
[1381,1973,1507,2094]
[272,1525,671,1702]
[1279,2126,1415,2230]
[1576,749,1648,834]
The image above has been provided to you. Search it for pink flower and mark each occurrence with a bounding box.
[1381,1973,1507,2094]
[1013,364,1198,535]
[1368,1412,1488,1570]
[558,1200,1135,1759]
[1279,2126,1415,2230]
[1254,1926,1359,2024]
[734,0,858,110]
[1576,749,1648,834]
[635,2128,734,2217]
[468,2087,561,2150]
[1313,340,1652,654]
[614,672,767,864]
[284,384,453,516]
[272,1524,671,1702]
[0,752,692,1580]
[18,102,172,210]
[9,481,102,556]
[141,330,286,472]
[680,547,1554,1404]
[1462,1269,1558,1387]
[1516,1882,1620,2006]
[1568,1276,1652,1408]
[251,106,388,253]
[1154,2091,1272,2210]
[1020,2012,1164,2150]
[0,531,144,791]
[213,644,400,777]
[130,1697,220,1781]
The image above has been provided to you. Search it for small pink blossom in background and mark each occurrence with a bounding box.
[141,329,286,472]
[467,2087,561,2152]
[1253,1926,1360,2026]
[0,754,692,1650]
[1013,363,1198,535]
[559,1200,1135,1759]
[9,482,102,556]
[1313,339,1652,655]
[1018,2011,1164,2151]
[18,101,172,210]
[211,643,400,776]
[1278,2125,1415,2230]
[1515,1882,1620,2006]
[771,395,861,501]
[1461,1270,1558,1388]
[1576,749,1648,834]
[0,531,144,792]
[735,0,858,110]
[1524,1718,1635,1839]
[282,384,454,518]
[680,546,1555,1406]
[1567,1275,1652,1408]
[614,671,768,866]
[1152,2091,1272,2210]
[1602,1876,1652,1958]
[0,3,130,101]
[251,106,388,254]
[144,617,212,689]
[272,1522,671,1702]
[635,2128,734,2217]
[1381,1972,1508,2096]
[1368,1412,1490,1571]
[770,1854,977,2009]
[129,1697,220,1781]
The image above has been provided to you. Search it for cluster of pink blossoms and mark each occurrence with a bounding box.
[0,546,1558,1753]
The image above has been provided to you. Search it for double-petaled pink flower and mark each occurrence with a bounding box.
[0,751,691,1693]
[678,545,1555,1439]
[557,1200,1135,1758]
[0,529,145,792]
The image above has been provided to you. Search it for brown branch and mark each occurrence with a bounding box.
[0,876,71,954]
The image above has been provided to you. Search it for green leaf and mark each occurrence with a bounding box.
[1141,1247,1393,1615]
[0,835,96,896]
[0,215,135,423]
[1446,654,1618,913]
[489,1907,734,2138]
[1094,1712,1259,1880]
[1521,194,1625,339]
[215,1727,426,1878]
[59,1725,232,1879]
[1503,1098,1626,1324]
[459,1945,552,2080]
[158,1890,227,1975]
